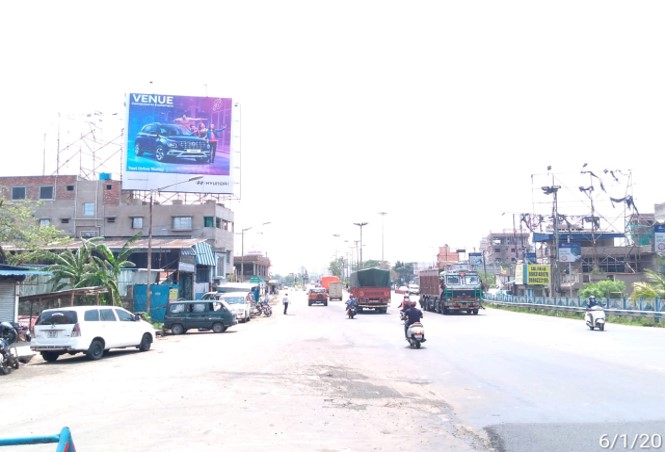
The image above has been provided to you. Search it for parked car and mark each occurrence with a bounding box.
[201,291,252,323]
[395,285,409,294]
[30,306,155,362]
[308,288,329,306]
[163,300,238,335]
[134,122,210,163]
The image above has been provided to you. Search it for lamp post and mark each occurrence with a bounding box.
[240,221,271,281]
[146,176,203,317]
[378,212,387,262]
[542,185,561,297]
[353,222,368,269]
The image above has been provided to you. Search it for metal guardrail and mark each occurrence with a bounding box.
[0,426,76,451]
[482,294,664,320]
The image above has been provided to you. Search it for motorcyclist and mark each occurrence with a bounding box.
[587,295,598,309]
[346,295,358,315]
[403,300,423,339]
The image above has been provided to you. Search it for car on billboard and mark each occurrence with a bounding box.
[134,123,211,163]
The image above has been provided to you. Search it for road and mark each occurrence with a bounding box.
[1,290,664,452]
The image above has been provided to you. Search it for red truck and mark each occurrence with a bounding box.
[349,268,391,313]
[320,275,340,291]
[420,264,482,315]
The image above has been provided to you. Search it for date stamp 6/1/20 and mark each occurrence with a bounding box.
[600,433,663,450]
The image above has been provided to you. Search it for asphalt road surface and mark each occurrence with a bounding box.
[2,290,664,452]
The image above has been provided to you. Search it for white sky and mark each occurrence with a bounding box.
[1,1,664,276]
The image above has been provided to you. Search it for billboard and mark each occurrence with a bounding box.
[123,93,238,194]
[559,243,582,262]
[526,264,550,286]
[655,224,665,256]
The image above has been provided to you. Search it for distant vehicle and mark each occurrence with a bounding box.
[349,268,391,313]
[134,122,210,163]
[163,300,238,335]
[30,306,155,362]
[420,263,482,315]
[395,285,409,295]
[407,284,420,295]
[201,291,252,323]
[320,275,340,291]
[308,288,329,306]
[328,281,344,301]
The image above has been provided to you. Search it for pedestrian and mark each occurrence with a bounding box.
[282,292,290,314]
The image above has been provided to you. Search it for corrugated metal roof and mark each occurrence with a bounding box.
[0,269,50,276]
[194,242,217,266]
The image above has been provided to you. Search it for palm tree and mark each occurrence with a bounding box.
[92,234,139,306]
[632,268,665,300]
[47,239,100,305]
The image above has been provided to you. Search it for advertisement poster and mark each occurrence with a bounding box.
[526,264,550,286]
[559,243,582,262]
[469,252,483,270]
[123,93,237,194]
[655,224,665,256]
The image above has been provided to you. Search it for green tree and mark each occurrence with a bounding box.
[579,279,626,300]
[392,261,414,285]
[632,269,665,300]
[46,238,100,305]
[92,233,139,306]
[328,257,345,278]
[0,197,66,264]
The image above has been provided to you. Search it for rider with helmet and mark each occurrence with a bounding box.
[403,300,423,339]
[587,295,598,309]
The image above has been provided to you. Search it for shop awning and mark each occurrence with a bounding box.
[194,242,217,266]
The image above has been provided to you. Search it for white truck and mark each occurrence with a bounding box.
[328,281,344,301]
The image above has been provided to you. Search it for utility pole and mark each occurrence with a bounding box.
[378,212,387,262]
[353,222,368,269]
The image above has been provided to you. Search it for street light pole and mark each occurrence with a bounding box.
[146,176,203,317]
[239,221,271,282]
[353,222,368,269]
[378,212,387,262]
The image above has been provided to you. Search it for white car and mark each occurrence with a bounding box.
[202,291,252,322]
[30,305,156,362]
[408,284,420,295]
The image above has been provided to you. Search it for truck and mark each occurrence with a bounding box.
[349,267,391,313]
[320,275,340,291]
[420,263,482,315]
[328,281,344,301]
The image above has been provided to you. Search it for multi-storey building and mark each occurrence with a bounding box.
[0,174,237,298]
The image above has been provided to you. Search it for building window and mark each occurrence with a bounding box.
[11,187,26,200]
[66,185,74,191]
[196,266,210,283]
[39,186,54,200]
[107,217,116,223]
[132,217,144,229]
[81,231,96,238]
[83,202,95,216]
[204,216,214,228]
[222,220,229,231]
[215,217,221,228]
[39,219,51,227]
[173,216,193,230]
[106,184,112,190]
[61,218,70,224]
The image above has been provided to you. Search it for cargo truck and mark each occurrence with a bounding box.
[420,263,482,315]
[328,281,344,301]
[349,268,391,313]
[320,275,340,291]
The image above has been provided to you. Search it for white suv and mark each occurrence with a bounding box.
[30,306,156,362]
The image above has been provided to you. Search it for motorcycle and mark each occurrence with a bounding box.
[585,305,606,331]
[346,304,357,319]
[406,322,426,348]
[0,322,20,375]
[261,301,273,317]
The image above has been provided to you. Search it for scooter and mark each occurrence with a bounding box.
[585,305,606,331]
[406,322,426,348]
[0,322,20,375]
[346,304,357,319]
[261,301,273,317]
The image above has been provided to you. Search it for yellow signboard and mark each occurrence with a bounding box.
[527,264,550,286]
